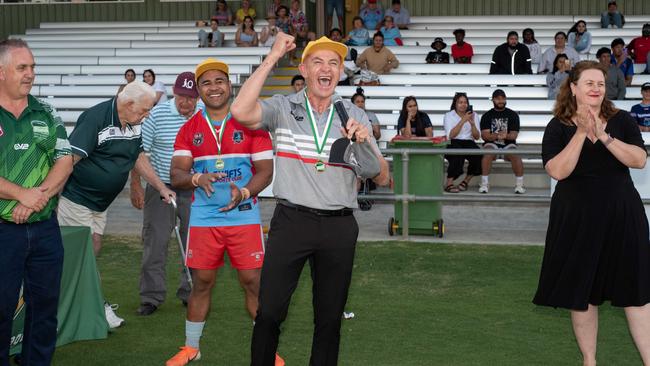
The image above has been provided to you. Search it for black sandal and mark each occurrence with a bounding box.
[458,181,469,191]
[444,184,460,193]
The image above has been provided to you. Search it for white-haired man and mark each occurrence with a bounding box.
[57,81,176,328]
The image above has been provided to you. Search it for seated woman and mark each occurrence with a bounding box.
[523,28,542,64]
[345,16,371,46]
[259,14,278,47]
[379,15,402,46]
[443,92,481,193]
[235,16,259,47]
[211,0,233,26]
[117,68,135,94]
[546,53,571,99]
[142,69,167,105]
[397,96,433,138]
[568,20,592,54]
[351,89,381,140]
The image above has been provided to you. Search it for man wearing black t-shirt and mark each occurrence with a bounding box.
[479,89,525,194]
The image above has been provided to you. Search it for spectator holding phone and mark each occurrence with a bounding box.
[546,53,571,99]
[443,92,481,193]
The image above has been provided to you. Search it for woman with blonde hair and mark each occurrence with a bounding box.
[533,61,650,366]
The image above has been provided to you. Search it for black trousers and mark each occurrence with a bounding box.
[251,204,359,366]
[445,139,482,180]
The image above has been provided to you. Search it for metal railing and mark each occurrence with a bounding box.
[362,147,649,238]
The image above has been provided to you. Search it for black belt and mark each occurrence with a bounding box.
[278,200,353,217]
[0,217,16,224]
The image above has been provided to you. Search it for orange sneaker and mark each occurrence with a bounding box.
[275,353,285,366]
[166,346,201,366]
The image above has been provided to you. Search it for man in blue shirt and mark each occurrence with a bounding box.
[631,82,650,132]
[611,38,634,86]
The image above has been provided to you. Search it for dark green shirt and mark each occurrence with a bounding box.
[62,98,143,212]
[0,95,71,223]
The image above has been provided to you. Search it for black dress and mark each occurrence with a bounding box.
[533,111,650,310]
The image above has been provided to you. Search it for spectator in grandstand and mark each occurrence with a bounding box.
[356,32,400,74]
[627,23,650,74]
[198,18,224,48]
[522,28,542,64]
[345,16,371,46]
[260,14,279,48]
[425,37,450,64]
[57,81,175,329]
[538,32,580,74]
[546,53,571,100]
[443,92,481,193]
[630,82,650,131]
[379,15,402,46]
[143,69,168,105]
[451,28,473,64]
[130,72,199,316]
[568,20,592,54]
[489,31,532,75]
[235,16,259,47]
[267,0,283,18]
[479,89,525,194]
[212,0,233,26]
[359,0,383,31]
[385,0,410,29]
[597,47,626,100]
[165,58,276,366]
[231,34,388,366]
[611,37,634,86]
[352,89,381,140]
[601,0,623,29]
[290,74,305,93]
[235,0,256,24]
[329,28,357,85]
[275,5,291,34]
[117,68,136,94]
[0,39,73,366]
[288,0,316,65]
[326,0,344,33]
[533,61,650,366]
[397,96,433,138]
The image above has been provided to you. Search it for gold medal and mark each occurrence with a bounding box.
[315,160,326,172]
[215,158,225,170]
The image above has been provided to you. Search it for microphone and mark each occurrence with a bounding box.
[332,96,356,142]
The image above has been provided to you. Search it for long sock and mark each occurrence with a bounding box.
[185,320,205,349]
[516,176,524,186]
[481,176,489,185]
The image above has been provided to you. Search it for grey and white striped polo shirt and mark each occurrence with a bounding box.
[260,92,380,210]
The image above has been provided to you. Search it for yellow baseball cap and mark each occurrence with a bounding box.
[195,58,229,82]
[301,36,348,63]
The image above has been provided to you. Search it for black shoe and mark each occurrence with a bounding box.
[182,300,188,307]
[136,303,158,316]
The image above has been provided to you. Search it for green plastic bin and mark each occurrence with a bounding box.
[388,136,448,237]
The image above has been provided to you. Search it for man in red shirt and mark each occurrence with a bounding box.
[628,23,650,74]
[451,28,473,64]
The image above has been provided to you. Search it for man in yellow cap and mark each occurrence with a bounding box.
[232,33,390,365]
[165,58,276,366]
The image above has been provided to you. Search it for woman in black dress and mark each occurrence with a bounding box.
[534,61,650,366]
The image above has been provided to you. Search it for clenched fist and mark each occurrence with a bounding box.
[269,32,297,60]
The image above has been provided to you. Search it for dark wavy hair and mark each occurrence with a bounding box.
[242,16,255,31]
[450,92,470,112]
[522,28,537,44]
[143,69,156,83]
[551,53,568,74]
[399,96,427,136]
[568,20,587,35]
[553,60,619,126]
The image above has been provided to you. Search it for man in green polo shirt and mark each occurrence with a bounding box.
[0,39,74,366]
[57,80,176,328]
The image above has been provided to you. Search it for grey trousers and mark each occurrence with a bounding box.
[139,184,192,306]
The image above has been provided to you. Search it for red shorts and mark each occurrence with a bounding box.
[186,224,265,270]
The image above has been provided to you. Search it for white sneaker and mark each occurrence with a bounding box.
[514,185,526,194]
[105,302,125,328]
[478,184,489,193]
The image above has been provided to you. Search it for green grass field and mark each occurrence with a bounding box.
[45,236,642,366]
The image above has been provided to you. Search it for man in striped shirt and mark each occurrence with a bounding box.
[131,72,200,316]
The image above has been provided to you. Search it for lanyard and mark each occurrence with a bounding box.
[204,110,230,156]
[303,91,335,156]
